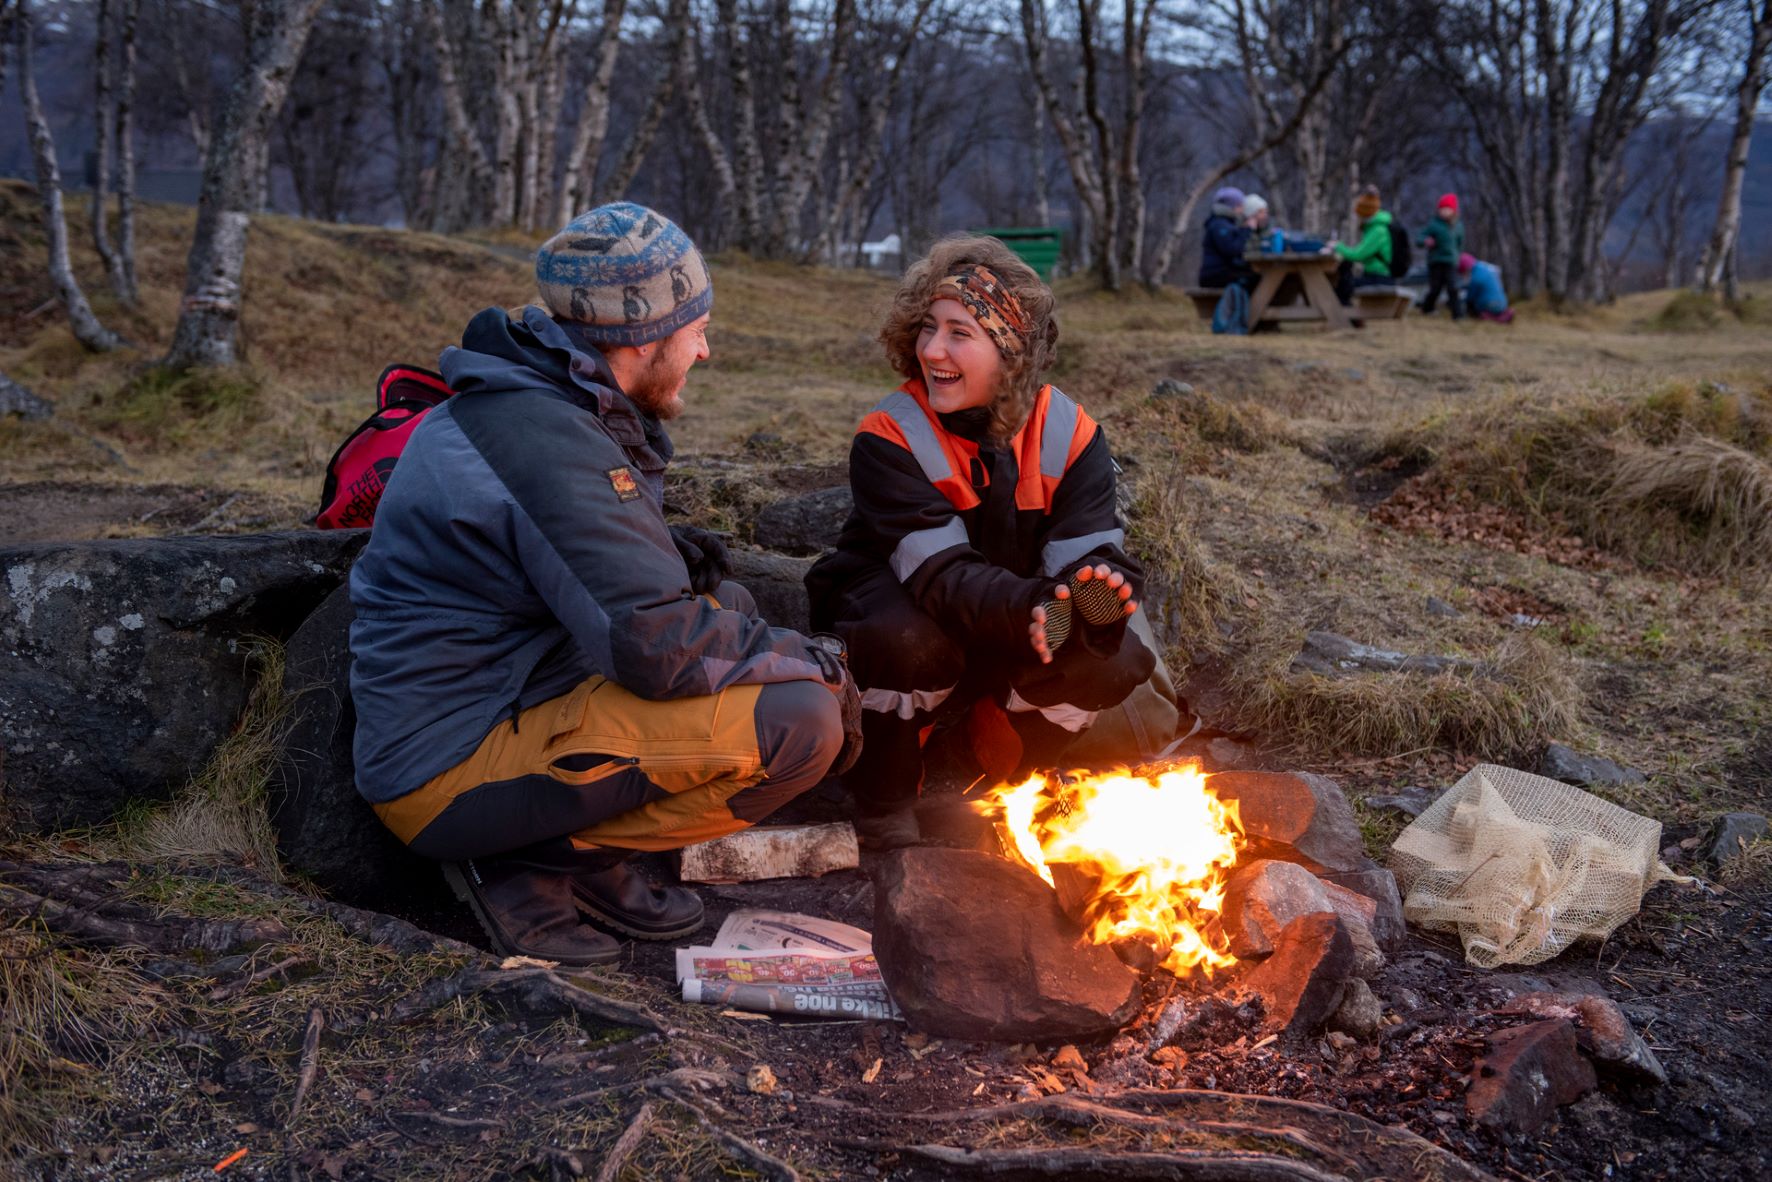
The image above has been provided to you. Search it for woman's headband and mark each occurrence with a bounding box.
[931,265,1030,357]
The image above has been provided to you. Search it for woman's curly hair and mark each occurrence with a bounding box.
[879,234,1060,443]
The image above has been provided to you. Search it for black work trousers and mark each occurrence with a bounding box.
[822,562,1154,814]
[1335,261,1398,305]
[1421,262,1464,318]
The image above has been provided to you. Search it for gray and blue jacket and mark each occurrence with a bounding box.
[348,306,826,804]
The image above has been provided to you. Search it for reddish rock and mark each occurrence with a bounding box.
[1499,992,1667,1085]
[1236,912,1354,1040]
[1318,861,1407,952]
[1466,1020,1598,1134]
[1320,880,1386,978]
[872,848,1141,1042]
[1211,771,1367,874]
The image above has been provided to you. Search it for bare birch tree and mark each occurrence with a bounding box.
[14,0,123,352]
[555,0,628,225]
[90,0,133,301]
[164,0,328,370]
[1697,0,1771,297]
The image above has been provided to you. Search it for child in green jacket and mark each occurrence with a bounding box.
[1419,194,1465,318]
[1333,187,1395,304]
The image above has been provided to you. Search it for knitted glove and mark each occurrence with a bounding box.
[670,525,733,597]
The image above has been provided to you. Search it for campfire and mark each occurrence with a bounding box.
[975,761,1245,976]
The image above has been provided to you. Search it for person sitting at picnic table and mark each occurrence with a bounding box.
[806,235,1156,849]
[1199,187,1257,291]
[1332,186,1396,304]
[1459,253,1514,323]
[1244,194,1271,236]
[1419,193,1465,318]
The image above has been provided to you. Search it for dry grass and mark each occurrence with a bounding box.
[1124,466,1252,663]
[107,642,290,875]
[1221,629,1582,762]
[0,925,158,1159]
[1378,381,1772,576]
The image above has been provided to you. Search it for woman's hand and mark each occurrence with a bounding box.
[1071,562,1137,621]
[1028,583,1069,664]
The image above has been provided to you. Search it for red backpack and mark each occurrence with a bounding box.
[314,364,454,530]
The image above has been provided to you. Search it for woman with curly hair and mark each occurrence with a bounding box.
[806,235,1156,848]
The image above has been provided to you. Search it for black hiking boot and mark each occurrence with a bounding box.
[570,857,705,941]
[443,856,620,967]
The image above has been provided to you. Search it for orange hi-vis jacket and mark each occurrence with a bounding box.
[807,379,1140,652]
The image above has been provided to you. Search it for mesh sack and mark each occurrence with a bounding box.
[1388,764,1675,968]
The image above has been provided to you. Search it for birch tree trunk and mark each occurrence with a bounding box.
[164,0,326,370]
[556,0,629,225]
[427,0,494,230]
[115,0,140,302]
[1698,0,1770,293]
[765,0,856,256]
[90,0,131,301]
[679,13,740,245]
[16,0,122,352]
[1020,0,1109,284]
[716,0,767,250]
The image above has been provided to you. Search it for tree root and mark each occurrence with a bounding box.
[286,1007,325,1127]
[0,882,289,955]
[655,1084,801,1182]
[800,1088,1493,1182]
[592,1101,653,1182]
[885,1143,1353,1181]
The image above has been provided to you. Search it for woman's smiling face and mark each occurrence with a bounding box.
[917,297,1003,414]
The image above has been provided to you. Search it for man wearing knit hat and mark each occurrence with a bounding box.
[348,203,860,967]
[1419,193,1465,319]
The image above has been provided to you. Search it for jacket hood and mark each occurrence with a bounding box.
[440,305,672,463]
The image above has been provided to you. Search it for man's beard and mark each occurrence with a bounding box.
[626,350,686,420]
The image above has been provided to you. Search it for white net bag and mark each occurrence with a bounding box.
[1389,764,1679,968]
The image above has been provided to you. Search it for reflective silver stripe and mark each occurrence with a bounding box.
[880,390,954,486]
[890,518,970,581]
[1041,527,1126,576]
[1040,387,1082,479]
[861,683,958,720]
[1004,687,1098,734]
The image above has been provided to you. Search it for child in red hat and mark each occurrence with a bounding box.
[1419,193,1465,318]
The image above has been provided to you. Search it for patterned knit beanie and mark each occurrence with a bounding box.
[1354,187,1381,219]
[535,203,712,347]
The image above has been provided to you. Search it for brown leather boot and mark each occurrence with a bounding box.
[570,857,705,941]
[443,856,620,966]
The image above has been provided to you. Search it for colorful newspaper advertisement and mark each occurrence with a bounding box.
[675,909,901,1020]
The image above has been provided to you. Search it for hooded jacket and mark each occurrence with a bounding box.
[1334,210,1394,276]
[1422,215,1464,266]
[806,380,1139,651]
[1199,213,1254,288]
[348,305,826,804]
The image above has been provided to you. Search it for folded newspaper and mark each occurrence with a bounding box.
[676,909,902,1021]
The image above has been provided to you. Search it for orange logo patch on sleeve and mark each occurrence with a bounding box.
[606,466,642,502]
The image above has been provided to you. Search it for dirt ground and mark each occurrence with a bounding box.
[5,196,1771,1179]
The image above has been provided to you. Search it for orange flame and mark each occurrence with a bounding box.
[976,761,1243,975]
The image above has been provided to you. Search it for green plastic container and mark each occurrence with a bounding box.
[975,226,1064,280]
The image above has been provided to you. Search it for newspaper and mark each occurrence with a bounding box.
[675,909,901,1021]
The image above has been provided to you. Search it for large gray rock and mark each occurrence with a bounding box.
[1220,858,1331,959]
[1210,771,1368,874]
[269,585,442,909]
[872,848,1141,1042]
[0,531,367,831]
[752,488,852,556]
[1704,811,1768,867]
[1316,860,1407,952]
[1291,631,1477,677]
[726,548,813,635]
[1537,742,1646,787]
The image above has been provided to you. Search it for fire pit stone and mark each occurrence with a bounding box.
[1235,911,1355,1040]
[1209,770,1368,874]
[1221,858,1385,980]
[1499,991,1668,1085]
[1317,860,1407,952]
[871,847,1142,1042]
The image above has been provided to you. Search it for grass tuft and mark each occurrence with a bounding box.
[0,925,158,1160]
[89,365,266,446]
[1125,469,1251,664]
[111,642,289,876]
[1220,629,1581,761]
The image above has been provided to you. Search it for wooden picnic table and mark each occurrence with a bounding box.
[1247,251,1351,330]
